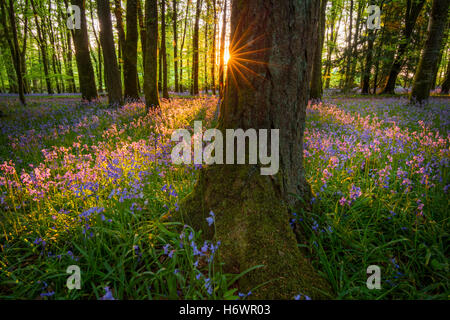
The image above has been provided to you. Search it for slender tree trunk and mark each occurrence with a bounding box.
[382,0,425,94]
[30,0,53,95]
[114,0,126,83]
[138,0,146,69]
[179,0,331,300]
[1,0,26,104]
[124,0,140,100]
[211,0,217,95]
[204,1,209,93]
[161,0,169,99]
[144,0,160,110]
[179,0,191,92]
[191,0,202,95]
[173,0,179,92]
[441,58,450,94]
[71,0,98,101]
[310,0,327,100]
[218,0,227,99]
[97,0,123,105]
[411,0,450,103]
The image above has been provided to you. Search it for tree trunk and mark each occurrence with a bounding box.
[218,0,227,99]
[161,0,169,99]
[411,0,450,103]
[173,0,179,92]
[114,0,126,83]
[211,0,217,95]
[310,0,327,100]
[343,0,353,91]
[179,0,191,93]
[138,0,146,68]
[1,0,26,104]
[442,58,450,94]
[71,0,98,101]
[124,0,140,100]
[191,0,202,95]
[178,0,331,299]
[30,0,53,95]
[144,0,160,109]
[382,0,425,94]
[97,0,123,105]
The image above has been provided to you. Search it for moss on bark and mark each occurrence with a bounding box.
[176,164,332,299]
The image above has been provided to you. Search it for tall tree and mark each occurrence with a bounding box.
[310,0,327,99]
[179,0,330,299]
[97,0,123,105]
[71,0,98,101]
[362,0,382,94]
[161,0,169,99]
[218,0,227,99]
[382,0,425,94]
[411,0,450,102]
[211,0,217,95]
[144,0,160,109]
[191,0,202,95]
[173,0,179,92]
[124,0,140,100]
[441,58,450,94]
[179,0,191,92]
[30,0,53,95]
[113,0,126,81]
[1,0,26,104]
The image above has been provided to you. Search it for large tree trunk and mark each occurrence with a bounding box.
[97,0,123,105]
[71,0,98,101]
[310,0,327,100]
[173,0,179,92]
[191,0,202,95]
[178,0,331,299]
[382,0,425,94]
[411,0,450,103]
[144,0,160,110]
[161,0,169,99]
[124,0,140,100]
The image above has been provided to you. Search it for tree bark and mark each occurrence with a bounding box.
[441,58,450,94]
[124,0,140,100]
[144,0,160,109]
[1,0,26,104]
[411,0,450,103]
[173,0,179,92]
[179,0,331,299]
[161,0,169,99]
[310,0,327,100]
[211,0,217,95]
[218,0,227,99]
[71,0,98,101]
[191,0,202,95]
[30,0,53,95]
[113,0,126,82]
[97,0,123,105]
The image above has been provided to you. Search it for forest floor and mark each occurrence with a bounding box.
[0,95,448,299]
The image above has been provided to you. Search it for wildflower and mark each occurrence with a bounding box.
[206,211,215,226]
[100,286,115,300]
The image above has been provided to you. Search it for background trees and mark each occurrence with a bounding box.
[0,0,448,101]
